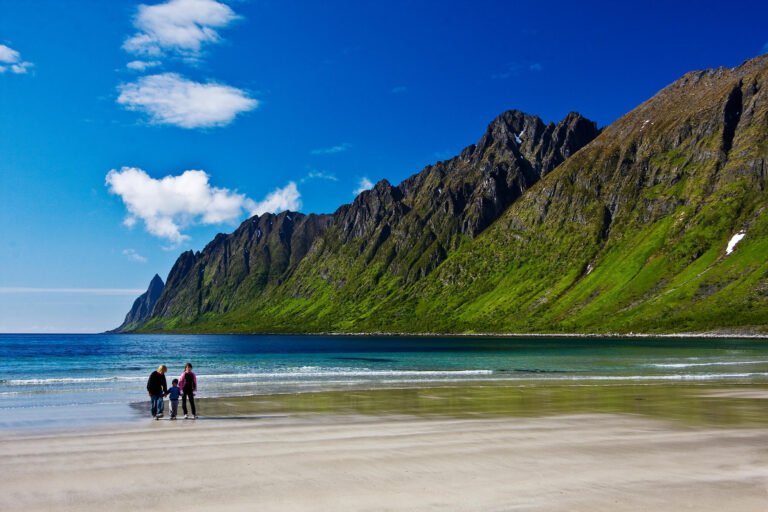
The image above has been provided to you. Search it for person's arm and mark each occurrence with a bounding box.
[179,373,186,391]
[193,373,197,392]
[147,374,153,396]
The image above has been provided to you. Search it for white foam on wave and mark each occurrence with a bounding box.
[199,369,494,379]
[648,360,768,368]
[544,372,768,381]
[7,368,767,389]
[1,369,494,386]
[2,376,144,386]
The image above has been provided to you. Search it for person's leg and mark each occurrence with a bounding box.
[156,395,164,417]
[170,399,178,418]
[189,395,196,416]
[150,395,157,417]
[182,394,188,415]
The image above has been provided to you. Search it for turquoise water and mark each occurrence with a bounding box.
[2,334,768,430]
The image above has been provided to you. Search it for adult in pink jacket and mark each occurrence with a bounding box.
[179,363,198,419]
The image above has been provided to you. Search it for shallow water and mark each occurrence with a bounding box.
[3,334,768,430]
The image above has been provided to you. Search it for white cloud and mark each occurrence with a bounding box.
[250,182,301,216]
[117,72,257,128]
[106,167,300,244]
[123,0,239,60]
[122,248,148,262]
[391,85,407,94]
[0,44,33,74]
[300,169,338,183]
[106,166,257,244]
[529,63,543,71]
[126,60,162,71]
[0,44,20,63]
[353,177,374,195]
[311,142,351,155]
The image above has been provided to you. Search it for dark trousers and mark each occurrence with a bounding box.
[182,393,196,416]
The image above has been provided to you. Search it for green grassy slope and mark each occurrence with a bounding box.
[138,55,768,334]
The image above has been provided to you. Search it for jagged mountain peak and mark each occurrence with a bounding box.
[148,274,163,291]
[109,274,164,333]
[114,107,599,331]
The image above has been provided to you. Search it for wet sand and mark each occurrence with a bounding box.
[2,411,768,511]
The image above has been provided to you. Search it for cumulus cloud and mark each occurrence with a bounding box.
[106,167,300,244]
[310,142,351,155]
[126,60,162,71]
[123,0,239,60]
[117,72,257,128]
[0,44,33,74]
[249,182,301,216]
[353,177,374,195]
[106,166,258,244]
[122,248,148,262]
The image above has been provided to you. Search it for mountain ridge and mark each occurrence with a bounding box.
[116,54,768,335]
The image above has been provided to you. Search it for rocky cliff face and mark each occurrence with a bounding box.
[409,54,768,333]
[111,274,164,332]
[148,211,333,322]
[295,110,600,289]
[116,109,598,331]
[118,55,768,334]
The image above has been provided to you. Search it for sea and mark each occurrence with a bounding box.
[2,333,768,430]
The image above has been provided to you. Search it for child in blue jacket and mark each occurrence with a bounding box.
[166,378,181,420]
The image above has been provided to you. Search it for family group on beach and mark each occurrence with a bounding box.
[146,363,198,420]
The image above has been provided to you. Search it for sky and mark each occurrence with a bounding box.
[1,0,767,333]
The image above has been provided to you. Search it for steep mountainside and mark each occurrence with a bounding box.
[122,110,598,331]
[111,274,164,332]
[120,55,768,334]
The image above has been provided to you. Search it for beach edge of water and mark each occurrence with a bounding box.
[108,330,768,338]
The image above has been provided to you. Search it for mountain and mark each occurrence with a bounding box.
[111,274,164,332]
[118,55,768,335]
[118,109,599,332]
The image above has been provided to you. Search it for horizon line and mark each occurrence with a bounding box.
[0,287,144,295]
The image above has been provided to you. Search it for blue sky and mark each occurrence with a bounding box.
[1,0,767,332]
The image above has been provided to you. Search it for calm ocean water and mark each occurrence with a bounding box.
[2,334,768,429]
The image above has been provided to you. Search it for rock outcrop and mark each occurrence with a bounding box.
[111,274,164,332]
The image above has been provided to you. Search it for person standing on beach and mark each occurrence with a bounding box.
[179,363,198,419]
[167,379,181,420]
[147,365,168,420]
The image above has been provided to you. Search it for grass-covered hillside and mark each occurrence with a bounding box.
[126,55,768,335]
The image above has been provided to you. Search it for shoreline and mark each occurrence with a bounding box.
[9,377,768,435]
[108,330,768,338]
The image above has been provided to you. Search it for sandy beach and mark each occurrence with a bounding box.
[2,412,768,512]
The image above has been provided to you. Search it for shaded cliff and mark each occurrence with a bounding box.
[111,274,164,332]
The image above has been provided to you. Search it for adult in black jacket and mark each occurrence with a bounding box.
[146,365,168,419]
